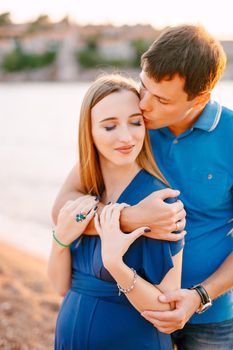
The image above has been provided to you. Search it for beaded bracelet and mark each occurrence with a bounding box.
[117,268,137,296]
[52,229,71,248]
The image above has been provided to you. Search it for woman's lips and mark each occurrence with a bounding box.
[114,145,135,154]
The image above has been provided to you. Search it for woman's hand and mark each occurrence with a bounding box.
[55,195,98,246]
[94,203,150,269]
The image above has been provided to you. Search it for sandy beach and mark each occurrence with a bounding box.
[0,241,61,350]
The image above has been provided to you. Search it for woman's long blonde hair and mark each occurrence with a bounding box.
[78,74,168,197]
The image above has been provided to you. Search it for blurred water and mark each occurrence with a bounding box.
[0,80,232,259]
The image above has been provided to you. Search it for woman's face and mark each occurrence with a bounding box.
[91,90,145,168]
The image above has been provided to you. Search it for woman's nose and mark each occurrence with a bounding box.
[117,126,133,143]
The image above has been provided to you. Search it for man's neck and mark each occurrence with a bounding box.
[169,107,205,137]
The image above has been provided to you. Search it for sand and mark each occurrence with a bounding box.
[0,241,61,350]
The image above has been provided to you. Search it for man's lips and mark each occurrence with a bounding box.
[143,116,150,123]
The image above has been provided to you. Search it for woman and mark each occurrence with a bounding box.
[48,74,184,349]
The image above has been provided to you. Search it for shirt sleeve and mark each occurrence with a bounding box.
[140,238,179,285]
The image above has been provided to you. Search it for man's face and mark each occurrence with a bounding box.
[139,71,198,130]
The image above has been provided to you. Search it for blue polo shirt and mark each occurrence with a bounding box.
[149,100,233,324]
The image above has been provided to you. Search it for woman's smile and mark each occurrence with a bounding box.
[114,145,135,154]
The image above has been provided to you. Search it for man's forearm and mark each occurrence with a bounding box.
[120,206,140,232]
[202,252,233,300]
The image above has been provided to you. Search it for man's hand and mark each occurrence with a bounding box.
[141,289,201,334]
[121,188,186,241]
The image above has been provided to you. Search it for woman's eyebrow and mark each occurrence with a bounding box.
[100,113,142,123]
[99,117,117,123]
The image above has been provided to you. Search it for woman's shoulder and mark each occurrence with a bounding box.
[118,169,169,205]
[140,169,168,190]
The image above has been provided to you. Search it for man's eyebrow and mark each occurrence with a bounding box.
[139,78,171,102]
[99,113,143,123]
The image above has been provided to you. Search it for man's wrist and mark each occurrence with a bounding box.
[187,288,202,311]
[188,284,212,313]
[120,205,141,231]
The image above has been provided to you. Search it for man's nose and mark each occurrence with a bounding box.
[139,91,153,112]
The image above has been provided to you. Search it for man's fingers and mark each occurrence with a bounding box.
[158,290,184,303]
[144,230,186,241]
[174,217,186,232]
[141,310,180,322]
[153,188,180,201]
[175,209,186,222]
[169,200,184,214]
[151,320,178,333]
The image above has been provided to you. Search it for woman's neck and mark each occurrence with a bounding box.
[100,160,141,204]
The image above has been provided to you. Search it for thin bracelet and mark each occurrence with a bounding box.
[117,268,137,296]
[52,229,71,248]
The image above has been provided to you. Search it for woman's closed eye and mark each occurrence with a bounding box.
[131,120,142,126]
[104,119,143,131]
[104,124,116,131]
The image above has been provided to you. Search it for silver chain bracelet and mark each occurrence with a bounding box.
[117,268,138,296]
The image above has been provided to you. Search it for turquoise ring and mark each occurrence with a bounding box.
[75,212,87,223]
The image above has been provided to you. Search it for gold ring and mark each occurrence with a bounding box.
[175,221,180,231]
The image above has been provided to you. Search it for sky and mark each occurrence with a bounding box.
[0,0,233,38]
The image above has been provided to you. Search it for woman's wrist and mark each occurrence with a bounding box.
[103,257,125,273]
[53,228,72,248]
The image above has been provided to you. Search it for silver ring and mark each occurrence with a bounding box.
[75,212,87,223]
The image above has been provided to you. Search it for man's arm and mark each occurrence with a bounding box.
[121,190,186,241]
[52,164,186,240]
[141,252,233,334]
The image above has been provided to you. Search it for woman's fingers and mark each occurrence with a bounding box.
[110,203,128,227]
[130,227,150,240]
[94,213,102,236]
[65,195,98,212]
[100,203,128,231]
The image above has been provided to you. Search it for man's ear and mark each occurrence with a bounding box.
[193,91,211,110]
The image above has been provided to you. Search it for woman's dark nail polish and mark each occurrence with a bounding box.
[94,206,98,211]
[107,201,111,205]
[144,228,151,233]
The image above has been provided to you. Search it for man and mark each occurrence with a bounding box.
[52,25,233,349]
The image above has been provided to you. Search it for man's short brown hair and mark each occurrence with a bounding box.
[141,25,226,99]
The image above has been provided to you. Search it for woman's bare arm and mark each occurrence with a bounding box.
[95,204,183,313]
[106,251,182,313]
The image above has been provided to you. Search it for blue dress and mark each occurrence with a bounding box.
[55,169,183,349]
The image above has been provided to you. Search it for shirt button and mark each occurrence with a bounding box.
[173,139,178,144]
[208,174,213,180]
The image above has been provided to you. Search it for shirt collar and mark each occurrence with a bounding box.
[193,100,222,132]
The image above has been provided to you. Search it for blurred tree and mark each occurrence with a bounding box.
[86,35,99,51]
[27,14,51,32]
[2,43,57,72]
[0,12,12,26]
[131,39,152,67]
[59,15,71,26]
